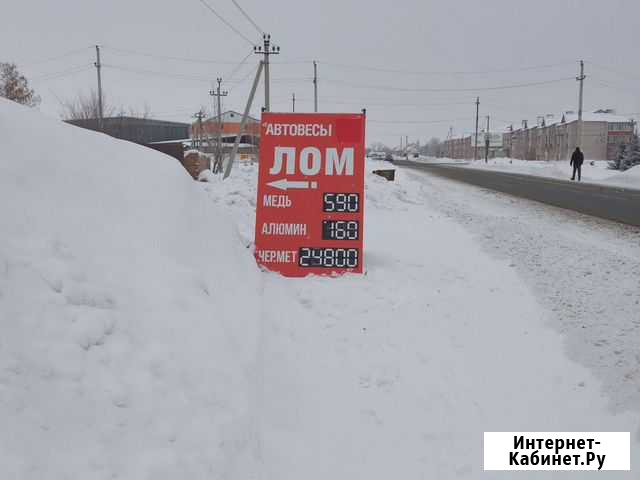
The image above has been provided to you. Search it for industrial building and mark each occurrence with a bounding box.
[444,132,504,159]
[66,116,190,145]
[191,110,260,146]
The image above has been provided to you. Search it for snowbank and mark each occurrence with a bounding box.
[599,164,640,188]
[0,98,263,478]
[439,157,640,189]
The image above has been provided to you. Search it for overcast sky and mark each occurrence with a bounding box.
[3,0,639,146]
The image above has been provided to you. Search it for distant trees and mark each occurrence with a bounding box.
[0,62,40,107]
[621,135,640,171]
[61,89,114,120]
[608,144,626,170]
[369,137,445,157]
[609,135,640,171]
[369,141,390,152]
[61,89,152,121]
[420,137,444,157]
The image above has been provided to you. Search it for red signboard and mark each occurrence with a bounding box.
[254,112,366,277]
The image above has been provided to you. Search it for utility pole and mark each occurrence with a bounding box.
[576,59,586,148]
[94,45,103,131]
[224,61,265,179]
[254,34,280,111]
[210,78,228,173]
[313,61,318,112]
[474,97,480,161]
[193,109,205,151]
[485,115,490,163]
[292,92,296,112]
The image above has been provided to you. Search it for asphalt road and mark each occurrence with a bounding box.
[394,160,640,227]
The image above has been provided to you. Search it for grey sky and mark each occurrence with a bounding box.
[3,0,639,146]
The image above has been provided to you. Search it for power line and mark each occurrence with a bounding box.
[227,62,260,93]
[320,60,576,76]
[322,77,575,93]
[590,77,638,94]
[369,118,473,125]
[103,63,265,84]
[31,65,93,82]
[230,0,263,35]
[103,64,212,82]
[20,46,93,66]
[224,51,254,82]
[272,97,474,108]
[102,45,240,64]
[196,0,255,45]
[587,61,640,82]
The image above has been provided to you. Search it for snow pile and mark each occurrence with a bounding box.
[432,157,640,189]
[457,157,615,181]
[600,164,640,188]
[0,98,263,478]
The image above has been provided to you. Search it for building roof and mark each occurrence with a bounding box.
[506,111,634,133]
[204,110,259,124]
[67,116,190,127]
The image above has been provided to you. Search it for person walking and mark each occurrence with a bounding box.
[570,147,584,181]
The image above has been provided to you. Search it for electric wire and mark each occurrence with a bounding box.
[31,65,93,82]
[587,61,640,82]
[322,77,576,93]
[20,46,93,66]
[224,51,253,82]
[103,64,212,82]
[230,0,264,35]
[102,45,239,64]
[321,61,576,76]
[196,0,255,45]
[369,118,474,125]
[590,77,638,94]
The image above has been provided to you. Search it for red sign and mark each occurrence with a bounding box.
[254,112,366,277]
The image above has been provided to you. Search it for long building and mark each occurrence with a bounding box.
[503,111,635,161]
[443,132,504,159]
[66,116,190,145]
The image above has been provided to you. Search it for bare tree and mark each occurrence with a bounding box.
[0,62,40,107]
[61,89,116,120]
[420,137,443,157]
[369,141,390,152]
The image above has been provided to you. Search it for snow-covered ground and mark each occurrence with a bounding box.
[0,99,265,478]
[203,160,639,478]
[1,98,637,478]
[415,156,640,189]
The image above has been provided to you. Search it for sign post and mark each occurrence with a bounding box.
[254,112,366,277]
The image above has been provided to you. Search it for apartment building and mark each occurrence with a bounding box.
[503,111,635,161]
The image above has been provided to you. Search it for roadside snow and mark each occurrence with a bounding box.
[203,159,637,479]
[415,157,640,189]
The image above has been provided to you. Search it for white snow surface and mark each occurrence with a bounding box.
[416,157,640,188]
[1,98,637,478]
[0,99,263,478]
[204,161,638,478]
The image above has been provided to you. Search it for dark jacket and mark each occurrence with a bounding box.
[570,149,584,166]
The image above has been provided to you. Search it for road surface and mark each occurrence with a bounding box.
[394,160,640,227]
